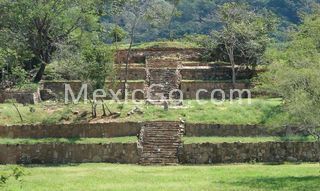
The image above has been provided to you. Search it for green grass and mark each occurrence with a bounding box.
[183,136,317,144]
[11,83,39,92]
[0,98,289,126]
[0,163,319,191]
[0,137,137,145]
[0,136,316,145]
[118,40,201,50]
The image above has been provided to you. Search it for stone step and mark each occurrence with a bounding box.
[138,122,184,165]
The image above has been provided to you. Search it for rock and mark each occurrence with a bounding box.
[40,89,57,101]
[29,107,36,113]
[111,112,121,118]
[127,106,144,116]
[163,100,169,111]
[80,111,88,118]
[287,156,298,162]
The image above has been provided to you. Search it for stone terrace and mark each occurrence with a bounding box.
[37,47,256,103]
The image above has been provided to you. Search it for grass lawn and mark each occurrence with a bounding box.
[0,136,316,145]
[0,137,137,145]
[0,98,289,126]
[0,163,319,191]
[182,136,317,144]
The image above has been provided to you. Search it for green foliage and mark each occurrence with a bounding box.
[0,166,26,189]
[81,44,114,90]
[108,25,127,43]
[118,39,200,50]
[205,2,277,66]
[12,83,39,92]
[0,48,28,89]
[258,12,320,129]
[106,0,174,42]
[0,0,102,82]
[102,0,319,42]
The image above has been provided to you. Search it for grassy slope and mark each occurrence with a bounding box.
[1,163,319,191]
[0,98,289,126]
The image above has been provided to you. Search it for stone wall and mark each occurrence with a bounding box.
[115,67,255,81]
[0,122,306,138]
[180,142,320,164]
[180,67,254,81]
[0,91,41,104]
[181,81,251,99]
[0,143,139,164]
[118,68,146,81]
[0,122,141,138]
[1,142,319,164]
[116,48,204,63]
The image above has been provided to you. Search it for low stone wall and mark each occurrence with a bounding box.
[1,122,306,138]
[118,68,146,80]
[0,122,141,138]
[0,143,139,164]
[115,67,255,81]
[180,67,254,81]
[1,142,319,164]
[116,48,204,63]
[180,142,320,164]
[0,91,41,104]
[181,82,251,99]
[185,124,306,137]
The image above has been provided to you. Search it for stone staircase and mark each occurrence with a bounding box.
[138,122,184,165]
[144,56,182,104]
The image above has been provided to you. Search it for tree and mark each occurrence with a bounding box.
[0,0,100,83]
[113,0,173,98]
[54,41,115,118]
[166,0,181,40]
[210,2,276,87]
[258,10,320,140]
[81,44,114,91]
[82,43,114,118]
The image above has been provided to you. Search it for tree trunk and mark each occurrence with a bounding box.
[12,103,23,122]
[123,18,138,99]
[227,47,236,88]
[231,59,236,88]
[123,37,133,99]
[33,62,46,83]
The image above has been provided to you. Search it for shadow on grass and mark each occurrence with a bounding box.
[22,163,81,168]
[233,176,320,191]
[260,104,284,125]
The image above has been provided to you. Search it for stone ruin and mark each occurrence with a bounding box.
[144,54,183,104]
[1,47,257,104]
